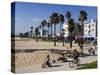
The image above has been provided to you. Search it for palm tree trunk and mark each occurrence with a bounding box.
[54,24,56,46]
[69,31,73,48]
[42,26,44,39]
[51,24,52,39]
[48,27,49,39]
[63,36,65,46]
[81,22,84,38]
[81,22,84,49]
[61,23,64,46]
[60,23,62,35]
[80,21,84,56]
[70,40,72,48]
[36,34,38,42]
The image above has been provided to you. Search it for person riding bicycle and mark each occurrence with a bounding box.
[45,55,52,67]
[58,54,67,62]
[88,47,95,56]
[73,49,79,64]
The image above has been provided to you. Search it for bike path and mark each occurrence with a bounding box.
[16,56,97,73]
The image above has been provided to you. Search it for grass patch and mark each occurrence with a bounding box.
[78,61,97,69]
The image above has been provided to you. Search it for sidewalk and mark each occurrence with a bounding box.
[16,55,97,73]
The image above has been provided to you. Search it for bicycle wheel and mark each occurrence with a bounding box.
[69,60,74,68]
[77,59,81,66]
[52,59,56,64]
[41,62,47,68]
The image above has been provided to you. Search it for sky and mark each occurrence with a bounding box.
[11,2,97,35]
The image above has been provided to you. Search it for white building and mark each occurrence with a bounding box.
[63,19,97,40]
[63,22,69,38]
[84,19,97,39]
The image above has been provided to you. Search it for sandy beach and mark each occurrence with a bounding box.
[12,37,92,52]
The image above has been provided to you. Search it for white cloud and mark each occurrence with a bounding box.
[32,18,42,22]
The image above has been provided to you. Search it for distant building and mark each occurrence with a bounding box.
[63,19,97,40]
[63,22,69,38]
[84,19,97,40]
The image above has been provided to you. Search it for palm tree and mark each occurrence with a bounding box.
[65,11,72,33]
[59,14,65,46]
[50,12,59,46]
[35,27,39,42]
[65,11,71,22]
[49,16,53,39]
[79,10,87,36]
[65,11,75,48]
[37,25,42,38]
[30,26,33,38]
[47,22,50,39]
[24,32,29,37]
[38,25,41,38]
[41,20,47,38]
[59,14,64,35]
[78,10,88,49]
[19,33,24,40]
[68,18,75,48]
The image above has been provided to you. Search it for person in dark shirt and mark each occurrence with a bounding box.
[73,49,79,63]
[45,55,52,67]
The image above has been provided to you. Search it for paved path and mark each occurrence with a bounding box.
[16,56,97,73]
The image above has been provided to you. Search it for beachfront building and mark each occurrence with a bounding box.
[84,19,97,40]
[63,19,97,40]
[63,22,69,38]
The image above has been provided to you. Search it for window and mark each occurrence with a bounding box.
[85,30,87,32]
[92,29,94,31]
[88,30,91,36]
[88,25,91,28]
[92,24,94,27]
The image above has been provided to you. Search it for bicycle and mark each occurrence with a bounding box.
[69,58,81,68]
[41,61,52,68]
[88,48,95,56]
[57,56,68,62]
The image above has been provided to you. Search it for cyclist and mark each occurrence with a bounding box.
[73,49,79,64]
[58,54,67,62]
[89,46,95,56]
[45,55,52,67]
[69,49,80,68]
